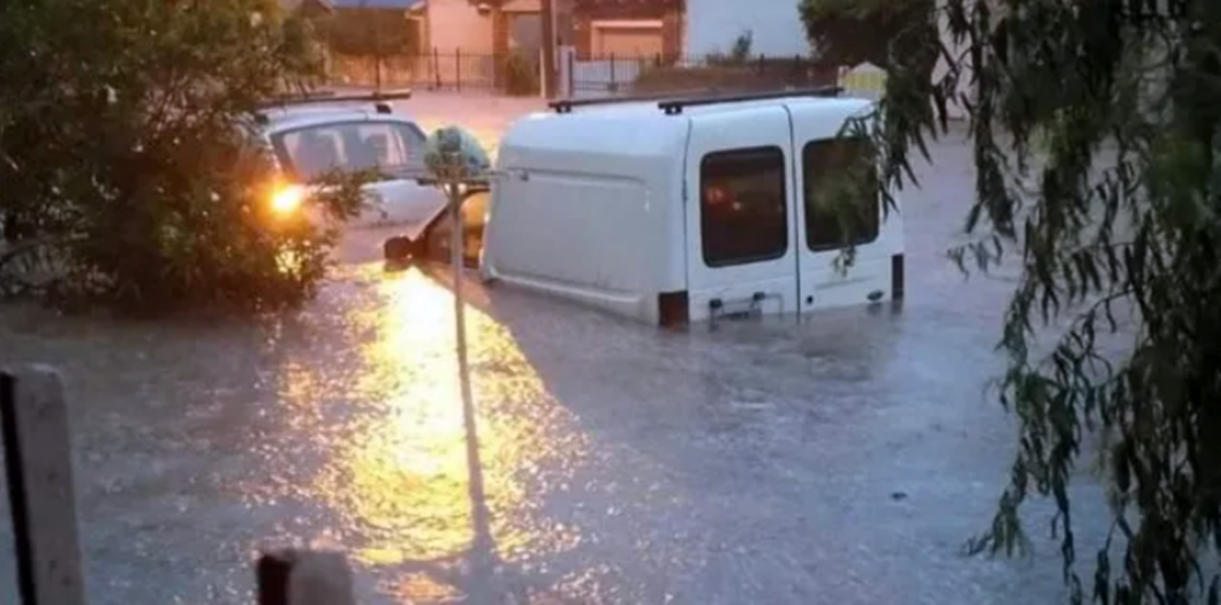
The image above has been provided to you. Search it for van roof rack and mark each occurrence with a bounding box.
[657,86,843,115]
[256,88,413,110]
[547,86,844,116]
[548,89,723,114]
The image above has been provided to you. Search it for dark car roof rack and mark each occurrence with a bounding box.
[256,88,413,110]
[253,88,414,125]
[548,89,723,114]
[548,86,843,116]
[657,86,842,115]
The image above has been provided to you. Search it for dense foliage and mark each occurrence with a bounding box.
[0,0,363,314]
[798,0,935,70]
[806,0,1221,602]
[310,7,420,58]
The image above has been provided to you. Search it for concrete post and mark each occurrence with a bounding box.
[0,365,87,605]
[256,549,356,605]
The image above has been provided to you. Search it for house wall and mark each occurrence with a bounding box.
[501,0,539,10]
[426,0,494,54]
[684,0,809,57]
[501,0,574,40]
[573,3,681,59]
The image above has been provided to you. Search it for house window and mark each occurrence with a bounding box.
[699,146,789,267]
[803,138,880,251]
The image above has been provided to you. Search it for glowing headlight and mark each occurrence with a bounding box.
[271,185,306,216]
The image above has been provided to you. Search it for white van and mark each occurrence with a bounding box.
[476,88,906,326]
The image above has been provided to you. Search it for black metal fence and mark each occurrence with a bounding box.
[325,49,843,99]
[326,49,540,96]
[563,52,839,99]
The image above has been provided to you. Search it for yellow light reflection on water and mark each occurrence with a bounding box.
[274,265,588,593]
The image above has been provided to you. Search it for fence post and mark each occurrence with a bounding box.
[257,549,356,605]
[609,52,616,92]
[433,47,441,90]
[567,48,576,98]
[0,365,86,605]
[539,46,548,99]
[456,47,462,92]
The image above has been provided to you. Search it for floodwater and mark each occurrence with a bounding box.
[0,121,1113,603]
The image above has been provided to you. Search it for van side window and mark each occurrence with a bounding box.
[803,138,880,251]
[699,146,788,267]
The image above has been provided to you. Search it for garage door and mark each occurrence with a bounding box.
[596,26,663,58]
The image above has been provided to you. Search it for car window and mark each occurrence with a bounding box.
[803,137,880,251]
[699,146,789,267]
[271,120,426,183]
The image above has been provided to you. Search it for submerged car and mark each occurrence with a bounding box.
[254,90,450,258]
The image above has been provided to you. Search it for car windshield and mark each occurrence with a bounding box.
[269,120,427,183]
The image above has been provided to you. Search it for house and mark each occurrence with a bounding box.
[564,0,816,98]
[569,0,810,61]
[422,0,578,91]
[292,0,570,90]
[427,0,575,57]
[570,0,682,60]
[294,0,571,61]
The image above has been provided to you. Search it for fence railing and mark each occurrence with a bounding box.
[0,365,356,605]
[321,48,883,101]
[326,49,538,96]
[561,50,845,100]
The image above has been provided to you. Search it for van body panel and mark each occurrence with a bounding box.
[786,101,904,311]
[682,106,799,323]
[488,171,654,291]
[482,111,688,318]
[486,271,659,323]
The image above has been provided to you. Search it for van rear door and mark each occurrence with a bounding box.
[787,104,896,312]
[683,107,800,323]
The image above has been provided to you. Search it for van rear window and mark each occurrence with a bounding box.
[803,138,881,251]
[699,147,788,268]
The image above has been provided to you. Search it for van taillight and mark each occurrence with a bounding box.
[658,291,689,327]
[891,254,905,300]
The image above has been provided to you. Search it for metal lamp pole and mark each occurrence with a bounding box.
[446,181,466,344]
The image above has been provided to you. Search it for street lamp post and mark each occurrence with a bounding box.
[445,182,467,343]
[422,127,491,353]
